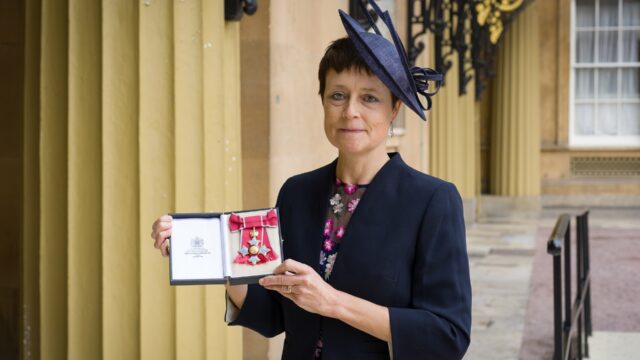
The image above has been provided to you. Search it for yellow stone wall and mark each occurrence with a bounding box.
[538,0,571,148]
[240,0,271,212]
[23,0,243,359]
[537,0,640,195]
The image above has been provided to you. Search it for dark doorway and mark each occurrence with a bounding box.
[0,0,25,358]
[479,81,493,194]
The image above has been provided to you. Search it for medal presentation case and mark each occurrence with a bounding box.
[169,208,283,285]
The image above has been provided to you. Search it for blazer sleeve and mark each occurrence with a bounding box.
[226,283,284,337]
[226,181,292,337]
[388,182,472,359]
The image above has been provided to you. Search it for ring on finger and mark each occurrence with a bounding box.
[286,285,293,294]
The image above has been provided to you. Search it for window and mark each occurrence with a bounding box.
[571,0,640,146]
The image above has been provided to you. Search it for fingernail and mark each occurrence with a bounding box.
[258,279,264,285]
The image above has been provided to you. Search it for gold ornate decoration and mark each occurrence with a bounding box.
[475,0,524,44]
[400,0,530,99]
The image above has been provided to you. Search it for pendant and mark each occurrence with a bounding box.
[229,211,279,266]
[241,227,262,261]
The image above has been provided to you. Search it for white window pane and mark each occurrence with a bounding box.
[576,69,595,98]
[598,69,618,98]
[599,0,619,26]
[623,0,640,26]
[577,0,596,27]
[597,104,618,135]
[621,104,640,134]
[622,31,640,63]
[622,68,640,99]
[576,104,595,135]
[576,31,595,63]
[598,30,618,62]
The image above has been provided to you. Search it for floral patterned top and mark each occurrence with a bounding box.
[315,178,367,359]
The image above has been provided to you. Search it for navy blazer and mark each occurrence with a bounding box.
[229,153,471,359]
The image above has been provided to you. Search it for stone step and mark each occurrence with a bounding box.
[587,331,640,360]
[542,178,640,196]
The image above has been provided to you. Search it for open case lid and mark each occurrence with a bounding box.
[169,213,226,285]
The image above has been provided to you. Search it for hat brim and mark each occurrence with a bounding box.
[339,9,426,120]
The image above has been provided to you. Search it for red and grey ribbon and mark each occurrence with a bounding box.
[228,210,279,265]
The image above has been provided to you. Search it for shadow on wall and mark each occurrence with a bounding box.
[0,287,18,358]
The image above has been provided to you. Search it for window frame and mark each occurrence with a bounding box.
[569,0,640,147]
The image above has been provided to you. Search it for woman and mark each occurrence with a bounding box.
[152,1,471,359]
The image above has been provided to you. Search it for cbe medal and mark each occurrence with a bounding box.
[229,210,279,266]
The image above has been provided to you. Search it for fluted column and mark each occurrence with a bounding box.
[173,1,207,358]
[429,55,478,201]
[67,1,103,358]
[102,1,139,358]
[139,1,176,358]
[490,3,541,196]
[39,0,69,358]
[26,1,244,359]
[203,1,244,358]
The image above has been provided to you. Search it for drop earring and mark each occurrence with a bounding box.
[388,122,394,138]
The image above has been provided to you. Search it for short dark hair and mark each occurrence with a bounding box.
[318,37,399,106]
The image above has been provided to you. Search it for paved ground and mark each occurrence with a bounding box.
[589,331,640,360]
[463,217,539,360]
[465,205,640,360]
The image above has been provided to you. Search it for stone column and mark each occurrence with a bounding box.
[38,0,69,357]
[429,52,479,222]
[26,1,244,359]
[490,3,541,196]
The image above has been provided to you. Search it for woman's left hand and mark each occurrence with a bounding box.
[259,259,338,317]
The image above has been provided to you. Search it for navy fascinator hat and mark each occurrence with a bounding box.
[339,0,442,120]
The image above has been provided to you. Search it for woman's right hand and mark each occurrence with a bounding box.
[151,214,172,257]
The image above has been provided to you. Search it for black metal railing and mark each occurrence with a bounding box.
[547,211,593,360]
